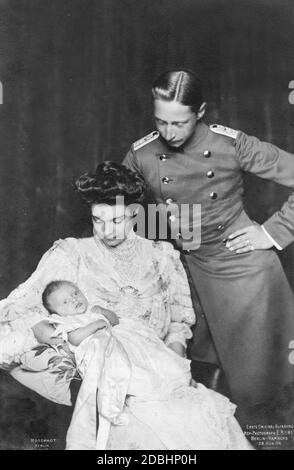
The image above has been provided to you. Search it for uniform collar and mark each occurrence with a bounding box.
[182,121,209,151]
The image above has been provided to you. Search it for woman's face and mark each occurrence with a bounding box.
[153,99,199,148]
[91,203,135,247]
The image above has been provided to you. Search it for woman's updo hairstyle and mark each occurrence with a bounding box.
[152,70,203,113]
[75,161,147,206]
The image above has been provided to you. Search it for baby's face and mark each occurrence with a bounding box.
[47,283,88,316]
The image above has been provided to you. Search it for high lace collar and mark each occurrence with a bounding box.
[93,229,139,258]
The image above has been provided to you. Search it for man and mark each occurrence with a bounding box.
[123,70,294,426]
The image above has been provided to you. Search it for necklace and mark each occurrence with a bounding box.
[94,232,145,288]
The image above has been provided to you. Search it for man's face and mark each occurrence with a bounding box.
[91,202,135,247]
[48,282,88,316]
[154,99,198,148]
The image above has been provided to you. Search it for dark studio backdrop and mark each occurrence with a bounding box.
[0,0,294,299]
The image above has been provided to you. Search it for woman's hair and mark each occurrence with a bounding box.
[152,70,203,113]
[42,280,67,314]
[75,161,147,206]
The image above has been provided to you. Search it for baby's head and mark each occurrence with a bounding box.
[42,280,88,316]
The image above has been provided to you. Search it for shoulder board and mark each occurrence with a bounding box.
[209,124,239,139]
[133,131,160,151]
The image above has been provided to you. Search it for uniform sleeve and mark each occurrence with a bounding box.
[122,147,143,175]
[160,243,196,349]
[0,238,80,326]
[235,132,294,248]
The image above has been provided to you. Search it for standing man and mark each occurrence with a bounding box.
[123,70,294,424]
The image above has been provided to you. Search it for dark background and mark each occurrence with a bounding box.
[0,0,294,298]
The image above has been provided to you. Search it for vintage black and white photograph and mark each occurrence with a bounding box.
[0,0,294,452]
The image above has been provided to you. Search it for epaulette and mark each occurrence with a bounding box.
[209,124,239,139]
[132,131,160,151]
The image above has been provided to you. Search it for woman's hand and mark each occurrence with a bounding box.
[0,358,19,371]
[58,342,73,357]
[168,341,186,357]
[190,378,198,388]
[48,335,65,346]
[226,223,273,254]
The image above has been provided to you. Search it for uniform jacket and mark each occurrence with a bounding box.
[123,122,294,250]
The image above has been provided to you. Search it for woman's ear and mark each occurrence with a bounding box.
[132,207,140,217]
[196,102,207,121]
[125,204,140,219]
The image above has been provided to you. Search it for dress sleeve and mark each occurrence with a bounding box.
[159,242,196,349]
[235,131,294,248]
[0,238,80,326]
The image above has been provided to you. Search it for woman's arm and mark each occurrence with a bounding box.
[68,319,108,346]
[159,243,197,356]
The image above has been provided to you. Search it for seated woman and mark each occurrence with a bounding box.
[0,162,251,449]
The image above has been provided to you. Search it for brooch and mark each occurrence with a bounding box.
[120,286,140,297]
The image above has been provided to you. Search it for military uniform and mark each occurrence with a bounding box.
[123,121,294,411]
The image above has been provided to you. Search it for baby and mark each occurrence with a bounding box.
[41,280,120,347]
[0,280,119,365]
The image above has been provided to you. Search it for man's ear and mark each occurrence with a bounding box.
[196,102,207,121]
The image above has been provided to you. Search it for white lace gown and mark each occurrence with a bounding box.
[0,232,251,449]
[65,319,252,450]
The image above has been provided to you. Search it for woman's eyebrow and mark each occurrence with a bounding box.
[92,214,125,222]
[113,215,126,222]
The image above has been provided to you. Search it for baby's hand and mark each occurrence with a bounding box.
[91,305,120,326]
[101,310,120,326]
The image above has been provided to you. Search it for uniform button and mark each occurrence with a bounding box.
[210,192,218,200]
[217,224,224,231]
[166,198,174,204]
[169,215,176,222]
[203,150,211,158]
[207,170,214,178]
[162,177,170,184]
[159,154,168,161]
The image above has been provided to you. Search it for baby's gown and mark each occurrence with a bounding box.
[65,318,251,450]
